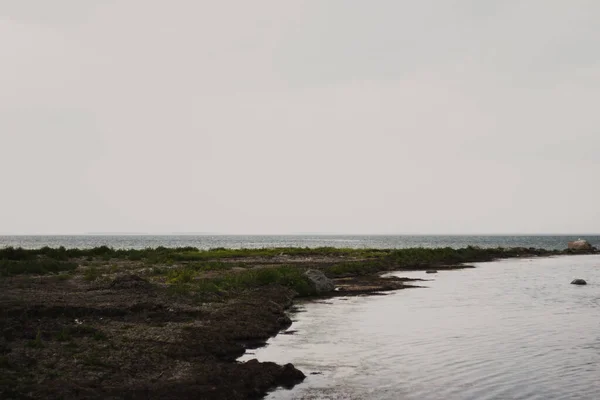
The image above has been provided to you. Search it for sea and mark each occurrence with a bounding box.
[0,234,599,250]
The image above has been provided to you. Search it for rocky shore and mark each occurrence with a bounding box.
[0,245,596,399]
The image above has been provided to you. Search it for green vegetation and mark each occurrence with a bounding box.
[0,259,77,277]
[0,244,384,277]
[55,273,74,281]
[387,246,509,266]
[0,245,560,283]
[322,246,558,277]
[168,266,317,297]
[0,245,387,265]
[166,268,195,284]
[83,266,101,282]
[216,266,316,296]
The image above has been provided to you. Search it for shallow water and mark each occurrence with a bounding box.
[1,234,599,250]
[240,255,600,400]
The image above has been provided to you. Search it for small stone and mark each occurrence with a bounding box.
[571,279,587,285]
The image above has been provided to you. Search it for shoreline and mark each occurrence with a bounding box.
[0,245,596,399]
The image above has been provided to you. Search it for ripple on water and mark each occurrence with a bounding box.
[243,255,600,400]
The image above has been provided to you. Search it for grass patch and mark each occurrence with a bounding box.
[167,283,194,296]
[384,246,532,267]
[1,245,561,279]
[171,266,317,297]
[83,267,101,282]
[55,273,73,281]
[0,259,77,277]
[0,245,389,265]
[152,266,167,275]
[166,269,194,284]
[323,246,561,277]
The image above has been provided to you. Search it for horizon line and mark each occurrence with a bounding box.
[1,232,599,237]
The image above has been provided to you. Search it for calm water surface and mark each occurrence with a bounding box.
[241,255,600,400]
[1,235,599,250]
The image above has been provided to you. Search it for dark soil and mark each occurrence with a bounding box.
[0,275,304,399]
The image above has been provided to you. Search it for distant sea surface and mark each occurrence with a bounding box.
[0,235,598,250]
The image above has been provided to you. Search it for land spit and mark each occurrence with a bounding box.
[0,245,595,399]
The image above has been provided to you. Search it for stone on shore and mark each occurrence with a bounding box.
[568,240,593,251]
[304,269,335,294]
[571,279,587,285]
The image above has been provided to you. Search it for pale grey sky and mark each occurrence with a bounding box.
[1,1,599,234]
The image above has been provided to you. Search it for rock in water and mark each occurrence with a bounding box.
[568,240,593,251]
[279,363,306,388]
[571,279,587,285]
[304,269,335,294]
[241,359,305,395]
[426,270,438,274]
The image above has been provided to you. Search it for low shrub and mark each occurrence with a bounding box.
[0,259,77,277]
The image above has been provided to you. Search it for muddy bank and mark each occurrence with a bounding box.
[1,275,308,399]
[1,246,596,399]
[0,269,424,397]
[0,276,419,399]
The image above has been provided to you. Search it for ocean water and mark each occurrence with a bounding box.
[241,254,600,400]
[0,235,598,250]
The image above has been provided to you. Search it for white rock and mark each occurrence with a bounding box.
[304,269,335,294]
[568,240,592,250]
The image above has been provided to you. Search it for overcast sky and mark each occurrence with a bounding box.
[1,1,599,235]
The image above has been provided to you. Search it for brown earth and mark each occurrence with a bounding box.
[0,257,426,400]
